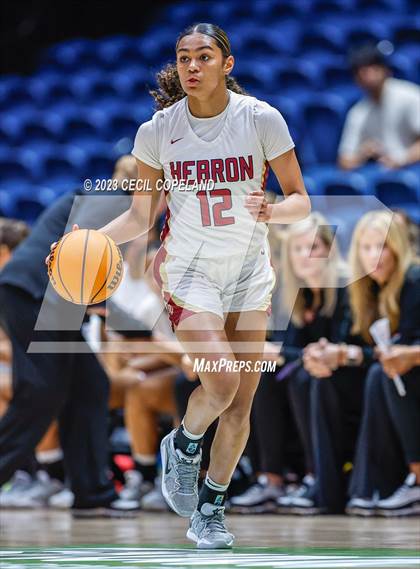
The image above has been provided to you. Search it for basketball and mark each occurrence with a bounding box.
[47,229,124,304]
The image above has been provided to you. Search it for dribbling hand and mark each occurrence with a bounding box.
[45,224,79,266]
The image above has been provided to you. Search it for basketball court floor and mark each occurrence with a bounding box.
[1,510,419,568]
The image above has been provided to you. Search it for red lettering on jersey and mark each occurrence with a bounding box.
[225,157,239,182]
[182,161,195,181]
[196,160,210,182]
[239,155,254,180]
[210,159,225,182]
[170,161,182,180]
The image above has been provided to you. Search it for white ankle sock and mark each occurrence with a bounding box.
[205,474,229,492]
[181,420,205,440]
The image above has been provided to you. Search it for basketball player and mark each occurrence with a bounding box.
[78,24,310,546]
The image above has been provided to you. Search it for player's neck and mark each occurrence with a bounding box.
[187,88,230,118]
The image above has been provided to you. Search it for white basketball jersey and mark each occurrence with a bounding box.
[158,91,270,258]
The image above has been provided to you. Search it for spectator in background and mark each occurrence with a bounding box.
[230,213,350,513]
[305,210,419,516]
[0,219,68,509]
[0,218,30,268]
[343,211,420,517]
[392,209,420,258]
[338,45,420,170]
[0,156,151,517]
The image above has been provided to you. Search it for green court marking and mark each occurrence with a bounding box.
[1,545,419,569]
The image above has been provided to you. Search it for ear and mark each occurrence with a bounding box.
[224,55,234,76]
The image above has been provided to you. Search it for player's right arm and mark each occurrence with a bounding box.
[98,159,163,245]
[45,160,163,265]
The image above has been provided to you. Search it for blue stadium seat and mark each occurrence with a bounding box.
[103,113,139,143]
[237,22,301,56]
[257,0,310,21]
[322,62,354,90]
[38,146,87,186]
[355,0,407,13]
[394,22,420,47]
[137,29,177,65]
[4,186,57,223]
[389,53,419,83]
[0,77,34,112]
[84,153,115,179]
[374,170,419,208]
[0,153,33,188]
[210,3,259,26]
[161,3,212,28]
[0,190,16,217]
[303,94,348,163]
[345,21,391,47]
[229,61,272,92]
[321,171,371,195]
[299,24,347,56]
[111,67,151,102]
[264,95,303,148]
[272,60,321,95]
[28,74,74,107]
[0,113,26,145]
[237,29,293,59]
[70,73,119,104]
[309,0,356,15]
[57,110,106,145]
[40,38,100,73]
[97,36,139,70]
[19,113,64,146]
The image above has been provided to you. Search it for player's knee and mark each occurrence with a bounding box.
[206,372,240,412]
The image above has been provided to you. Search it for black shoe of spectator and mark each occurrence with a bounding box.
[72,497,140,518]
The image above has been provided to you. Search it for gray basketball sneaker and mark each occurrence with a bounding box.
[160,429,201,517]
[187,504,234,549]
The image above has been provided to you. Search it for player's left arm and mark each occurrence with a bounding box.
[245,149,311,223]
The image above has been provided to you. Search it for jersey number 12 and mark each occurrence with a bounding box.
[197,189,235,227]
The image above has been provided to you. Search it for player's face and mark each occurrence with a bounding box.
[289,231,330,284]
[176,33,233,96]
[358,228,396,285]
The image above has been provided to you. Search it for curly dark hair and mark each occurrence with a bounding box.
[149,23,247,110]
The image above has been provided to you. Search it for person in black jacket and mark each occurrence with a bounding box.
[305,210,419,516]
[229,213,352,513]
[0,156,152,516]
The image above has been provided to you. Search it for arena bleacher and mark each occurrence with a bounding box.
[0,0,419,225]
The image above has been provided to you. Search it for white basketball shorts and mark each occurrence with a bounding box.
[153,240,276,330]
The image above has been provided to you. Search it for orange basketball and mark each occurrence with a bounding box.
[47,229,124,304]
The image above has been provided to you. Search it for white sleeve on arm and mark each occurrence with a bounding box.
[338,104,365,158]
[405,86,420,137]
[131,113,164,170]
[254,101,295,161]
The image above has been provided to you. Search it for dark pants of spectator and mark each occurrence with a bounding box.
[349,363,406,500]
[311,366,366,513]
[382,363,420,464]
[252,367,300,476]
[174,373,217,471]
[0,284,117,509]
[288,366,313,474]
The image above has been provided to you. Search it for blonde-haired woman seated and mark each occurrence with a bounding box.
[230,212,352,513]
[304,210,420,516]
